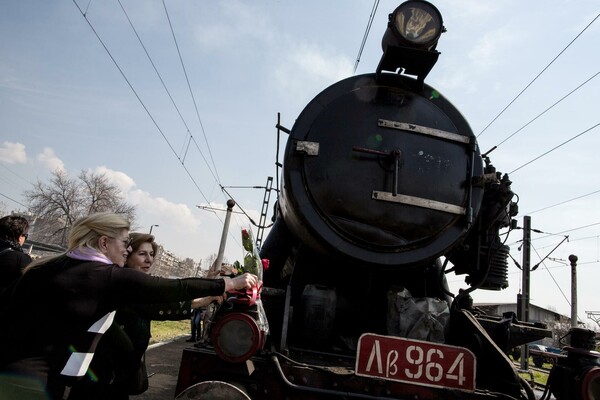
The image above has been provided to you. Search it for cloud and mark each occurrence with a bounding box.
[94,166,136,193]
[468,30,518,69]
[0,141,27,164]
[93,166,202,234]
[36,147,65,172]
[193,1,273,50]
[129,189,201,233]
[442,0,498,21]
[194,23,235,50]
[274,43,353,101]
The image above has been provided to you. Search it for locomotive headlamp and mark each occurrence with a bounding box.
[211,312,264,363]
[377,1,445,86]
[384,0,444,50]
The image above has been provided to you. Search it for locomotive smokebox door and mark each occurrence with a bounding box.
[280,73,484,266]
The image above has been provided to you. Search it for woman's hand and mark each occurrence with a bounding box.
[223,272,259,292]
[191,295,223,308]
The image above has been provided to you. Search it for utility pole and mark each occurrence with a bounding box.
[202,199,236,343]
[570,254,578,329]
[212,199,235,277]
[520,215,531,370]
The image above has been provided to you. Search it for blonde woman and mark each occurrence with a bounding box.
[71,232,220,399]
[0,212,257,400]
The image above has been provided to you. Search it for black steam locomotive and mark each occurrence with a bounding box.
[176,1,600,399]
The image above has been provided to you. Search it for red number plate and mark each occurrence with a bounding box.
[355,333,476,392]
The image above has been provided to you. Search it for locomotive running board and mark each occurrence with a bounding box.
[378,119,470,144]
[372,190,466,215]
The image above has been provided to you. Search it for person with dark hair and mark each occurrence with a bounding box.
[0,215,32,296]
[0,212,258,400]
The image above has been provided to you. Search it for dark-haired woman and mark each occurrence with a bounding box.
[0,214,32,297]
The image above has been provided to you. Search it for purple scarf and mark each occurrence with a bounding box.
[67,247,113,265]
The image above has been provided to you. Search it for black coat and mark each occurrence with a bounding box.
[0,243,32,296]
[0,255,224,400]
[69,300,194,400]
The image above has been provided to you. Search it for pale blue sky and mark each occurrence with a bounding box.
[1,0,599,321]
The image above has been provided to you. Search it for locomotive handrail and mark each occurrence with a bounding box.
[372,190,466,215]
[378,119,470,144]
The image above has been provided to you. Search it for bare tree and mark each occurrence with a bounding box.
[79,170,135,220]
[24,169,136,247]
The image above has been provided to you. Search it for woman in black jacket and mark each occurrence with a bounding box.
[0,214,32,297]
[0,212,257,400]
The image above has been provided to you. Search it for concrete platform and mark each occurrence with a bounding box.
[137,336,194,400]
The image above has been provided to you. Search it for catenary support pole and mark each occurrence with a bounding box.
[570,254,578,329]
[520,215,531,371]
[212,199,236,277]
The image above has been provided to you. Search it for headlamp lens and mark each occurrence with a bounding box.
[211,312,263,363]
[392,1,443,48]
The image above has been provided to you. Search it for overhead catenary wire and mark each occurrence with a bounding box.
[507,221,600,247]
[446,258,599,285]
[534,235,600,264]
[161,3,248,253]
[71,0,213,209]
[537,221,600,240]
[83,0,94,16]
[525,188,600,215]
[84,0,253,253]
[508,122,600,174]
[162,0,222,185]
[114,0,246,251]
[116,0,248,251]
[0,192,30,210]
[531,235,569,271]
[489,71,599,152]
[0,163,34,187]
[506,222,600,252]
[469,12,600,321]
[116,0,220,185]
[477,12,600,139]
[353,0,380,74]
[220,185,258,227]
